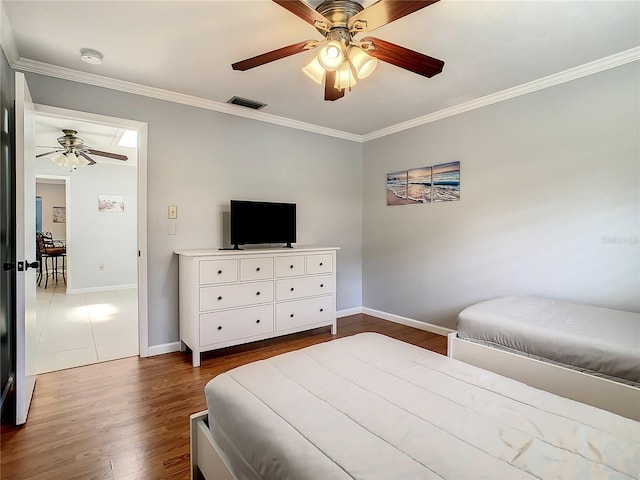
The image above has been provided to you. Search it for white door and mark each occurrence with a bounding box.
[14,72,38,424]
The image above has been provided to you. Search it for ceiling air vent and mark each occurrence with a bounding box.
[227,96,267,110]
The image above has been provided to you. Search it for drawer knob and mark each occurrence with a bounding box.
[320,308,324,312]
[290,314,294,318]
[217,326,222,331]
[290,265,294,269]
[256,291,261,296]
[290,287,294,292]
[217,296,222,301]
[320,262,323,266]
[320,284,324,288]
[217,270,222,275]
[256,319,261,324]
[256,267,261,272]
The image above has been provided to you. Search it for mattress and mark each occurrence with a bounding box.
[204,332,639,480]
[456,295,640,385]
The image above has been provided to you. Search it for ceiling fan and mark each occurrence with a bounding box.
[36,129,128,170]
[232,0,445,101]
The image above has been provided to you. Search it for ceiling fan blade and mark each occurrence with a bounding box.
[77,151,97,165]
[232,40,319,71]
[349,0,439,33]
[86,149,128,161]
[272,0,332,30]
[324,71,345,101]
[362,37,444,78]
[36,150,61,158]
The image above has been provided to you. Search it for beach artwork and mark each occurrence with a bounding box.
[432,161,460,202]
[387,171,408,205]
[408,167,433,203]
[98,194,125,212]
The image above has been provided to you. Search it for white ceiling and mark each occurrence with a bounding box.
[3,0,639,141]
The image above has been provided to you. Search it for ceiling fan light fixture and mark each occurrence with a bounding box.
[349,46,378,79]
[334,61,357,90]
[51,152,67,166]
[302,56,326,85]
[317,40,344,71]
[62,152,79,171]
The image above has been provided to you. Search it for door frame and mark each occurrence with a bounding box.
[34,104,149,357]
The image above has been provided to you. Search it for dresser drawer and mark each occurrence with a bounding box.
[240,257,274,281]
[276,275,335,301]
[274,255,305,277]
[306,253,333,275]
[200,259,238,285]
[200,304,274,346]
[200,281,274,311]
[276,296,335,332]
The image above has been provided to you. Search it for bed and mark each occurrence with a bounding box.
[449,295,640,420]
[190,332,639,480]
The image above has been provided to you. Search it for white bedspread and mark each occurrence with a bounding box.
[204,333,639,480]
[456,295,640,384]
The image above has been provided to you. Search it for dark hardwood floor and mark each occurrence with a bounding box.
[0,314,447,479]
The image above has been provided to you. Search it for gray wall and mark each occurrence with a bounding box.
[24,73,363,347]
[363,62,640,329]
[34,160,138,292]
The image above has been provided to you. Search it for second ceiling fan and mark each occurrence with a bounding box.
[232,0,445,101]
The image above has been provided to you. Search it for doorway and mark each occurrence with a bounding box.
[32,106,148,373]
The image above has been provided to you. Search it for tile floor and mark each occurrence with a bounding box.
[35,281,139,374]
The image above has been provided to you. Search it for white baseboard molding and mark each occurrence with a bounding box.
[66,283,137,294]
[362,307,455,337]
[147,341,181,357]
[148,308,450,358]
[337,307,363,318]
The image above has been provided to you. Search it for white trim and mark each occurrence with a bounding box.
[362,307,454,337]
[148,341,181,357]
[363,46,640,141]
[337,306,363,317]
[13,58,361,143]
[66,284,137,295]
[8,47,638,143]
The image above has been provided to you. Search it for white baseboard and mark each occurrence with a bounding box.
[362,307,455,337]
[147,341,181,357]
[66,283,137,294]
[147,308,450,358]
[337,307,363,318]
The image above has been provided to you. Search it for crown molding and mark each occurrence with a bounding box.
[6,41,639,144]
[363,46,640,142]
[11,57,363,143]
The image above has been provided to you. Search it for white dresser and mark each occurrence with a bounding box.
[175,247,339,367]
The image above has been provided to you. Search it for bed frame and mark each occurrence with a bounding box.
[447,332,640,421]
[190,410,236,480]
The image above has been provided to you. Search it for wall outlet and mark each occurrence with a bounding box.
[168,205,178,219]
[99,264,105,271]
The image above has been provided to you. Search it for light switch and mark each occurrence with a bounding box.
[168,205,178,219]
[168,220,177,235]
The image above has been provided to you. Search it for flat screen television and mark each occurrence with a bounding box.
[230,200,296,249]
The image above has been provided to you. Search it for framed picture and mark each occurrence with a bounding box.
[408,167,433,203]
[98,194,125,212]
[52,206,65,223]
[386,171,408,206]
[432,161,460,202]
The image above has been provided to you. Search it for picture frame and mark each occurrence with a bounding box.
[98,194,125,212]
